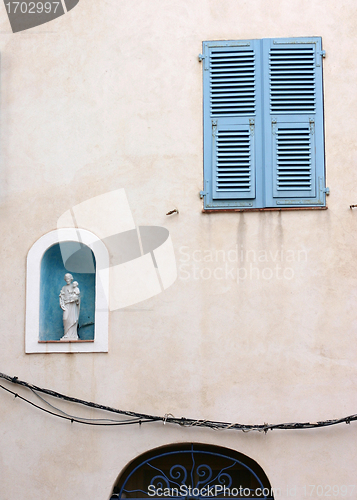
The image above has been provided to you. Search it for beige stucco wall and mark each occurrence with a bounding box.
[1,0,357,498]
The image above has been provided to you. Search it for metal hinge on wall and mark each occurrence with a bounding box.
[316,50,326,67]
[200,180,210,199]
[198,53,208,70]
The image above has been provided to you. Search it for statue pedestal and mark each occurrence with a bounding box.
[38,340,94,343]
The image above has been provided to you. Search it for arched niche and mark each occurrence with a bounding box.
[26,228,109,353]
[110,443,275,500]
[39,242,96,341]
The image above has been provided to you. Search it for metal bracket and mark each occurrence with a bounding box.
[309,118,315,135]
[249,119,255,136]
[200,190,207,199]
[323,187,330,195]
[198,54,205,62]
[272,119,277,135]
[320,50,326,58]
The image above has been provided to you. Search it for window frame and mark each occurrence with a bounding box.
[201,37,328,211]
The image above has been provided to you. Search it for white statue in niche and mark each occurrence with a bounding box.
[59,273,80,341]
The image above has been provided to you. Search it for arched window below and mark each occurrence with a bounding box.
[110,443,275,500]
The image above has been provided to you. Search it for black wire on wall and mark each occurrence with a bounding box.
[0,371,356,433]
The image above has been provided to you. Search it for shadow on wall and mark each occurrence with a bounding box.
[39,241,96,341]
[4,0,80,33]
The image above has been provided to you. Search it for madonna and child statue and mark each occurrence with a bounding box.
[59,273,80,341]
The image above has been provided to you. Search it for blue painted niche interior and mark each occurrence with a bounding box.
[39,242,96,341]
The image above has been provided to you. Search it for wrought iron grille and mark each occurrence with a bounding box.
[111,444,274,500]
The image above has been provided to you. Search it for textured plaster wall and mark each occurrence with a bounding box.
[0,0,357,499]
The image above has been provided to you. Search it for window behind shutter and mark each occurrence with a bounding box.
[263,38,326,207]
[202,41,262,208]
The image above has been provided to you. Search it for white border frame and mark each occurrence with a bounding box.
[26,229,109,353]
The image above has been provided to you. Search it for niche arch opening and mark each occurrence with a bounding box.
[39,241,96,341]
[26,228,109,353]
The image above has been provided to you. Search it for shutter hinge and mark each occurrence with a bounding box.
[316,50,325,67]
[212,120,217,136]
[309,118,315,134]
[323,187,330,195]
[200,179,210,199]
[199,53,208,70]
[272,119,277,135]
[249,119,255,136]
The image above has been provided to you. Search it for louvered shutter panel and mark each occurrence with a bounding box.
[263,37,326,206]
[202,41,262,208]
[213,123,255,198]
[272,122,316,197]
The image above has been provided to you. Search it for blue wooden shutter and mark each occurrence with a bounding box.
[202,40,262,209]
[263,37,326,207]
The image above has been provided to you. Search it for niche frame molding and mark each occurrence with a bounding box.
[26,228,109,353]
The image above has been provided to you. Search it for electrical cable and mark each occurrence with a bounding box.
[30,388,145,424]
[0,371,356,432]
[0,383,152,426]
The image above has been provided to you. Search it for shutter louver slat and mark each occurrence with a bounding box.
[276,126,312,191]
[210,49,256,116]
[216,129,252,192]
[273,123,315,197]
[269,46,316,114]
